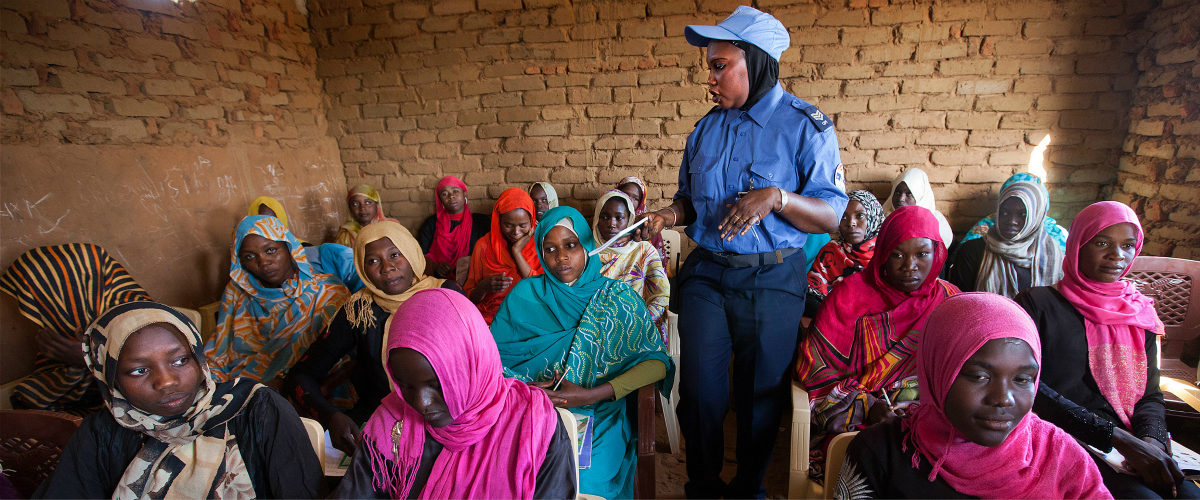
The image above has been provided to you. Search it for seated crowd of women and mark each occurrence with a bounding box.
[6,167,1196,499]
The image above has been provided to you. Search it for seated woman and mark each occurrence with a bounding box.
[835,292,1111,499]
[251,195,365,292]
[806,190,884,313]
[883,168,953,246]
[961,173,1068,250]
[417,176,489,282]
[37,301,322,498]
[336,184,397,247]
[0,244,151,415]
[592,190,670,343]
[529,181,559,221]
[948,177,1063,297]
[205,216,349,386]
[1015,201,1199,499]
[615,176,670,269]
[795,205,960,481]
[491,206,673,499]
[463,188,543,324]
[285,221,462,455]
[333,288,576,499]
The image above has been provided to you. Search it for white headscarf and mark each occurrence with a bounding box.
[883,168,954,244]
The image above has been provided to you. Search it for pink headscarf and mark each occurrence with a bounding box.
[1055,201,1161,427]
[361,289,558,499]
[904,292,1112,499]
[425,176,473,268]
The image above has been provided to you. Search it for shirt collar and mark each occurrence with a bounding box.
[724,82,784,127]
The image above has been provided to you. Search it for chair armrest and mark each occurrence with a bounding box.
[789,380,812,499]
[1161,376,1200,412]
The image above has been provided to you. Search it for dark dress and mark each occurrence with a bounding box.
[286,281,465,427]
[416,213,490,256]
[333,417,578,500]
[35,389,322,499]
[946,238,1032,293]
[1015,286,1200,500]
[834,419,972,499]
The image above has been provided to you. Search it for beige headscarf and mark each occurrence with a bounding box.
[883,168,954,244]
[346,221,446,329]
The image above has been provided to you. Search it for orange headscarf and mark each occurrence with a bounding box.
[464,188,543,323]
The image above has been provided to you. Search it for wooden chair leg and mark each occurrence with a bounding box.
[634,384,657,499]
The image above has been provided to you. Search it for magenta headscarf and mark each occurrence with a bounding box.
[1055,201,1162,427]
[904,292,1112,499]
[361,288,558,499]
[426,176,473,269]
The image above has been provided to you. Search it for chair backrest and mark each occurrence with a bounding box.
[823,431,860,500]
[299,417,325,469]
[198,301,221,343]
[171,307,202,332]
[659,229,682,277]
[1125,256,1200,346]
[555,408,584,499]
[0,409,83,498]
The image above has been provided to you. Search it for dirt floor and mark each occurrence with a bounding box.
[653,406,793,499]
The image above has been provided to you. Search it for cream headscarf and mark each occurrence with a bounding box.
[346,221,446,329]
[591,190,640,255]
[883,168,954,244]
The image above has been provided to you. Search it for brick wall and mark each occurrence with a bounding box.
[1111,0,1200,258]
[0,0,346,383]
[311,0,1151,232]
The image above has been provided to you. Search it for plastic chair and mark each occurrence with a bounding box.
[633,384,657,499]
[659,229,682,277]
[658,313,682,454]
[171,306,201,333]
[1124,256,1200,380]
[789,380,818,499]
[0,409,83,498]
[822,431,860,500]
[300,417,326,469]
[198,301,221,343]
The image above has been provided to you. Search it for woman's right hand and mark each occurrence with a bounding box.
[865,399,897,426]
[328,412,361,456]
[1112,428,1184,491]
[36,327,86,367]
[480,274,514,294]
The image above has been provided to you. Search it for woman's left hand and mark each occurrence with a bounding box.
[530,378,611,408]
[720,188,780,241]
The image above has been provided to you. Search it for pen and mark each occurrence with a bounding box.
[881,390,894,409]
[552,367,571,391]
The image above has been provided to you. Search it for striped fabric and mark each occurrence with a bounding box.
[0,244,151,414]
[205,216,349,384]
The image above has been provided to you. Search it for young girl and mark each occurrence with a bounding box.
[205,216,349,386]
[336,184,397,247]
[592,190,670,343]
[835,292,1110,499]
[417,176,489,282]
[528,182,559,221]
[491,206,673,499]
[333,288,576,499]
[1016,201,1198,499]
[38,301,322,498]
[462,188,543,324]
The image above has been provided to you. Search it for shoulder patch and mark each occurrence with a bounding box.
[793,100,832,132]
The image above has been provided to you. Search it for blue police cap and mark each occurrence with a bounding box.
[684,6,789,62]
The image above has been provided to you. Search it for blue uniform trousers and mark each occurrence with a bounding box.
[677,247,807,499]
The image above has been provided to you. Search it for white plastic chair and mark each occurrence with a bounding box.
[659,228,682,277]
[558,408,605,500]
[300,417,326,468]
[658,312,682,454]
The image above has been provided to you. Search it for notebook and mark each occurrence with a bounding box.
[1087,439,1200,481]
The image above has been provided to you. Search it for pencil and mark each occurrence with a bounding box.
[552,367,571,391]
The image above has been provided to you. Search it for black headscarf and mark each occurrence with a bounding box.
[729,40,779,111]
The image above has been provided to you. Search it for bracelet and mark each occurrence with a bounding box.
[664,206,679,228]
[775,187,788,212]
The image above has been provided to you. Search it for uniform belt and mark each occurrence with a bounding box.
[706,247,798,268]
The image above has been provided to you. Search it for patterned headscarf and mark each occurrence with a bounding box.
[84,301,261,500]
[977,180,1063,298]
[205,216,348,383]
[842,190,885,245]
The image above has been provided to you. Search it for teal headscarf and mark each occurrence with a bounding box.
[490,206,673,396]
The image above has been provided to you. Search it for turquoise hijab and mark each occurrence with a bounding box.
[490,206,673,395]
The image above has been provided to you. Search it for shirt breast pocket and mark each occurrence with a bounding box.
[748,155,796,191]
[688,152,721,203]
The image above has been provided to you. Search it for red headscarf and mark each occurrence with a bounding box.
[361,288,558,499]
[426,176,473,267]
[463,188,542,323]
[799,206,959,397]
[904,292,1111,499]
[1055,201,1162,427]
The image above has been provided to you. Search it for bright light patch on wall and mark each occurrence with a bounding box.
[1026,134,1051,180]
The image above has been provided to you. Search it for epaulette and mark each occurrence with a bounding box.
[792,99,832,132]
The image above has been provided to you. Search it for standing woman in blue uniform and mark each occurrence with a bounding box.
[635,7,847,498]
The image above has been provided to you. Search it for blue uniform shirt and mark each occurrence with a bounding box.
[676,83,849,254]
